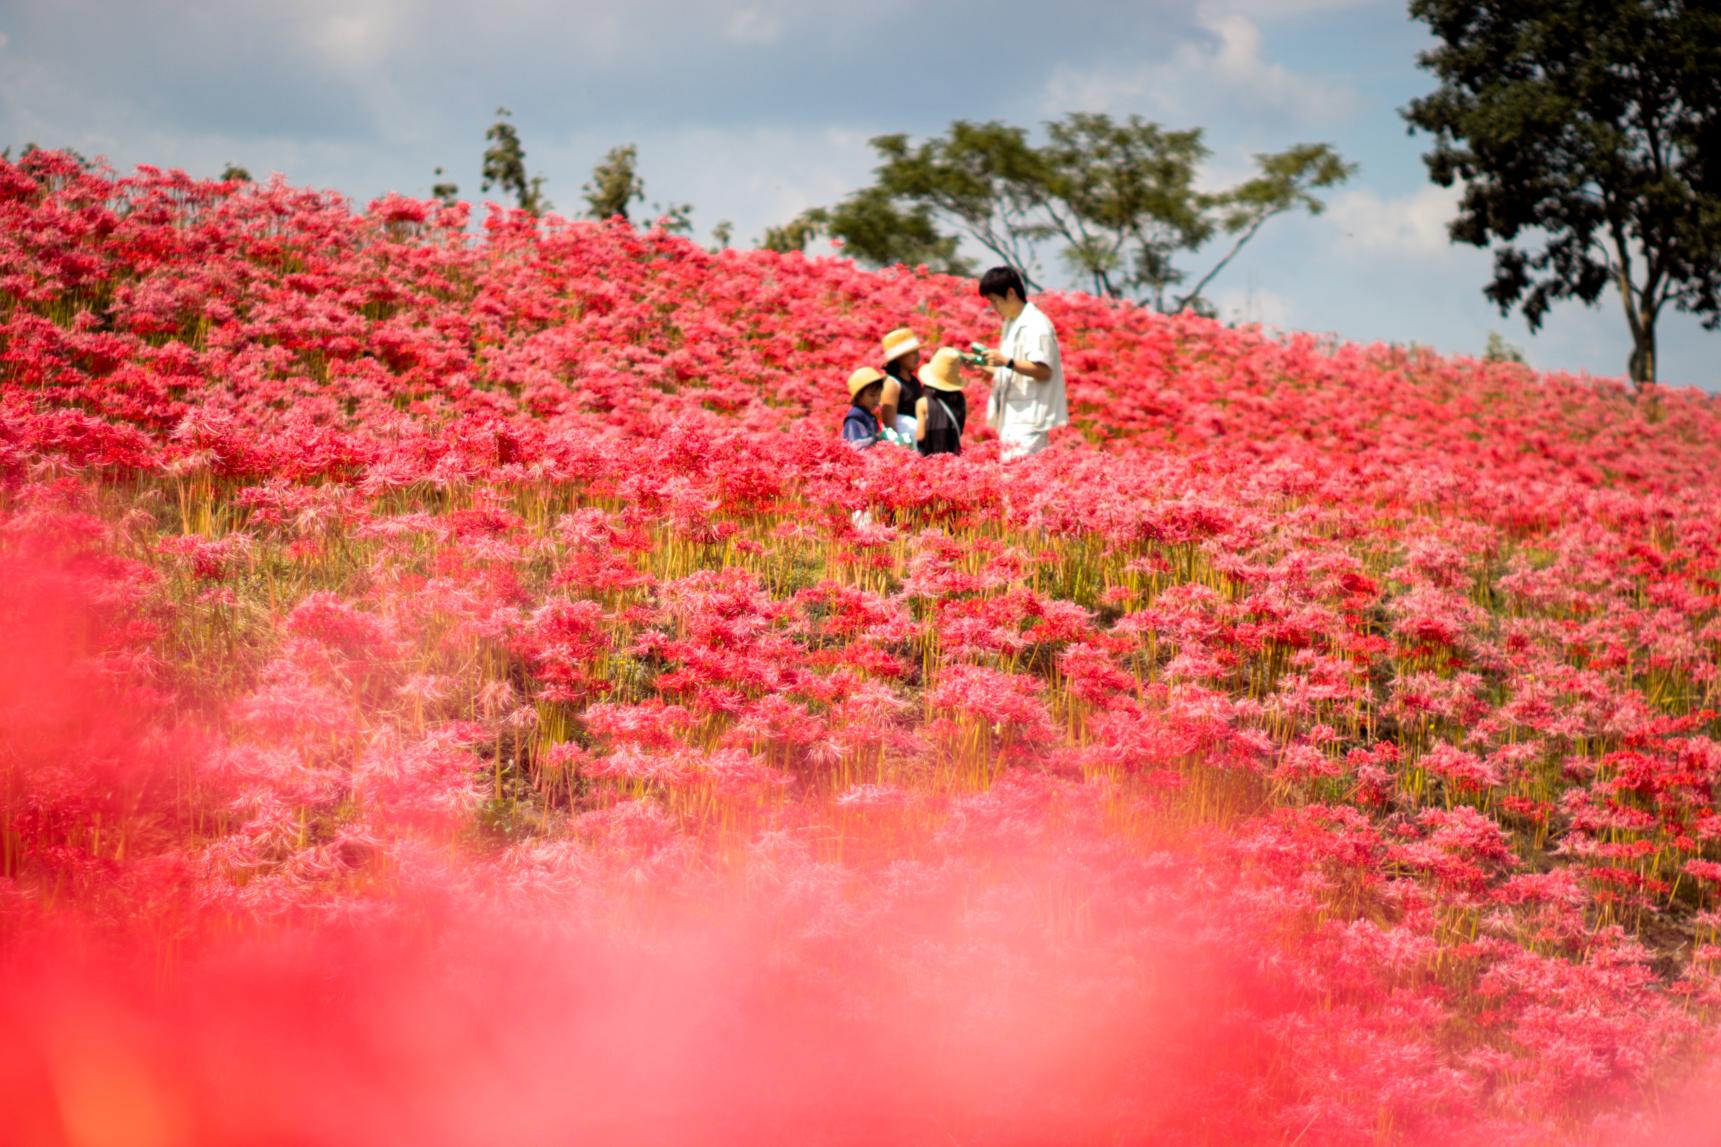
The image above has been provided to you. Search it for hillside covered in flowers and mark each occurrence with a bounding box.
[5,149,1721,1145]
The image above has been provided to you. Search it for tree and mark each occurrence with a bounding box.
[710,221,735,250]
[761,189,972,273]
[583,145,645,222]
[760,208,830,255]
[1483,331,1527,364]
[481,108,548,215]
[1404,0,1721,386]
[1034,115,1211,302]
[864,122,1045,285]
[1176,143,1354,314]
[827,187,974,274]
[651,200,694,235]
[220,163,252,183]
[431,166,459,207]
[784,116,1350,309]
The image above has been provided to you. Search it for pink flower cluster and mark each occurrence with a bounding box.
[4,150,1721,1144]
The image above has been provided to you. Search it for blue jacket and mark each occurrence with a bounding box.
[842,405,879,449]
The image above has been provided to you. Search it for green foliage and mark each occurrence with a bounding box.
[481,108,548,216]
[710,221,735,250]
[583,145,645,222]
[1035,115,1212,302]
[830,187,972,274]
[220,163,252,183]
[431,166,459,207]
[1187,142,1354,314]
[760,208,831,255]
[1404,0,1721,386]
[651,200,695,235]
[1484,331,1527,365]
[774,115,1350,309]
[863,122,1044,281]
[764,188,973,273]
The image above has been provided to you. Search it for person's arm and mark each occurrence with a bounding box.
[1013,357,1053,382]
[879,376,902,428]
[981,347,1052,382]
[914,396,929,442]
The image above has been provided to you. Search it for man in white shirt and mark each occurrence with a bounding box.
[977,266,1066,459]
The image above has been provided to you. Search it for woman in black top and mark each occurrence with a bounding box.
[914,348,969,457]
[879,327,924,438]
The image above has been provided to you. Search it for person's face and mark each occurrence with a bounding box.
[858,385,883,412]
[901,348,923,372]
[984,292,1017,320]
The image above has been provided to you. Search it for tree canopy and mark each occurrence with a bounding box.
[1404,0,1721,385]
[480,108,548,216]
[766,114,1351,312]
[583,145,646,222]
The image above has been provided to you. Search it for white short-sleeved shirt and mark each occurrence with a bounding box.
[986,300,1067,434]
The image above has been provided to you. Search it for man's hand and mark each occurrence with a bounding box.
[983,349,1053,381]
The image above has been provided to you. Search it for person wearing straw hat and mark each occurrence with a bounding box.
[842,365,892,450]
[913,347,968,457]
[877,327,924,440]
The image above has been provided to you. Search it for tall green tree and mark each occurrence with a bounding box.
[583,145,646,221]
[1404,0,1721,386]
[481,107,548,215]
[774,115,1351,310]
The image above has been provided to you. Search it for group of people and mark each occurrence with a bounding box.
[841,267,1067,461]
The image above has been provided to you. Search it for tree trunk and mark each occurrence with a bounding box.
[1627,305,1657,388]
[1613,258,1657,389]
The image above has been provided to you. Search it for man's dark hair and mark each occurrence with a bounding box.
[978,266,1026,301]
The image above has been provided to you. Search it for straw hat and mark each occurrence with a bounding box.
[847,365,887,399]
[917,347,967,392]
[881,328,922,363]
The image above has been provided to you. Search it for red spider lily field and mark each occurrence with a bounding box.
[5,149,1721,1146]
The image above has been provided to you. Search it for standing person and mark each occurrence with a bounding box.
[842,366,888,450]
[913,347,968,456]
[977,266,1066,460]
[878,327,924,440]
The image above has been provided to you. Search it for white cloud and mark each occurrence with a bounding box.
[305,8,399,69]
[1327,183,1459,262]
[1201,0,1376,20]
[723,5,785,45]
[1041,12,1358,128]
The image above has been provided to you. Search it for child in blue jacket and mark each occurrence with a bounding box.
[843,367,891,450]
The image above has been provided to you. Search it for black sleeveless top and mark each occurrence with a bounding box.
[918,391,966,456]
[886,361,923,412]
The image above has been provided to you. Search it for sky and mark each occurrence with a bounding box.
[1,0,1715,392]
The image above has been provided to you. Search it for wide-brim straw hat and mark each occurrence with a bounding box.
[847,365,887,399]
[918,347,967,392]
[882,328,922,363]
